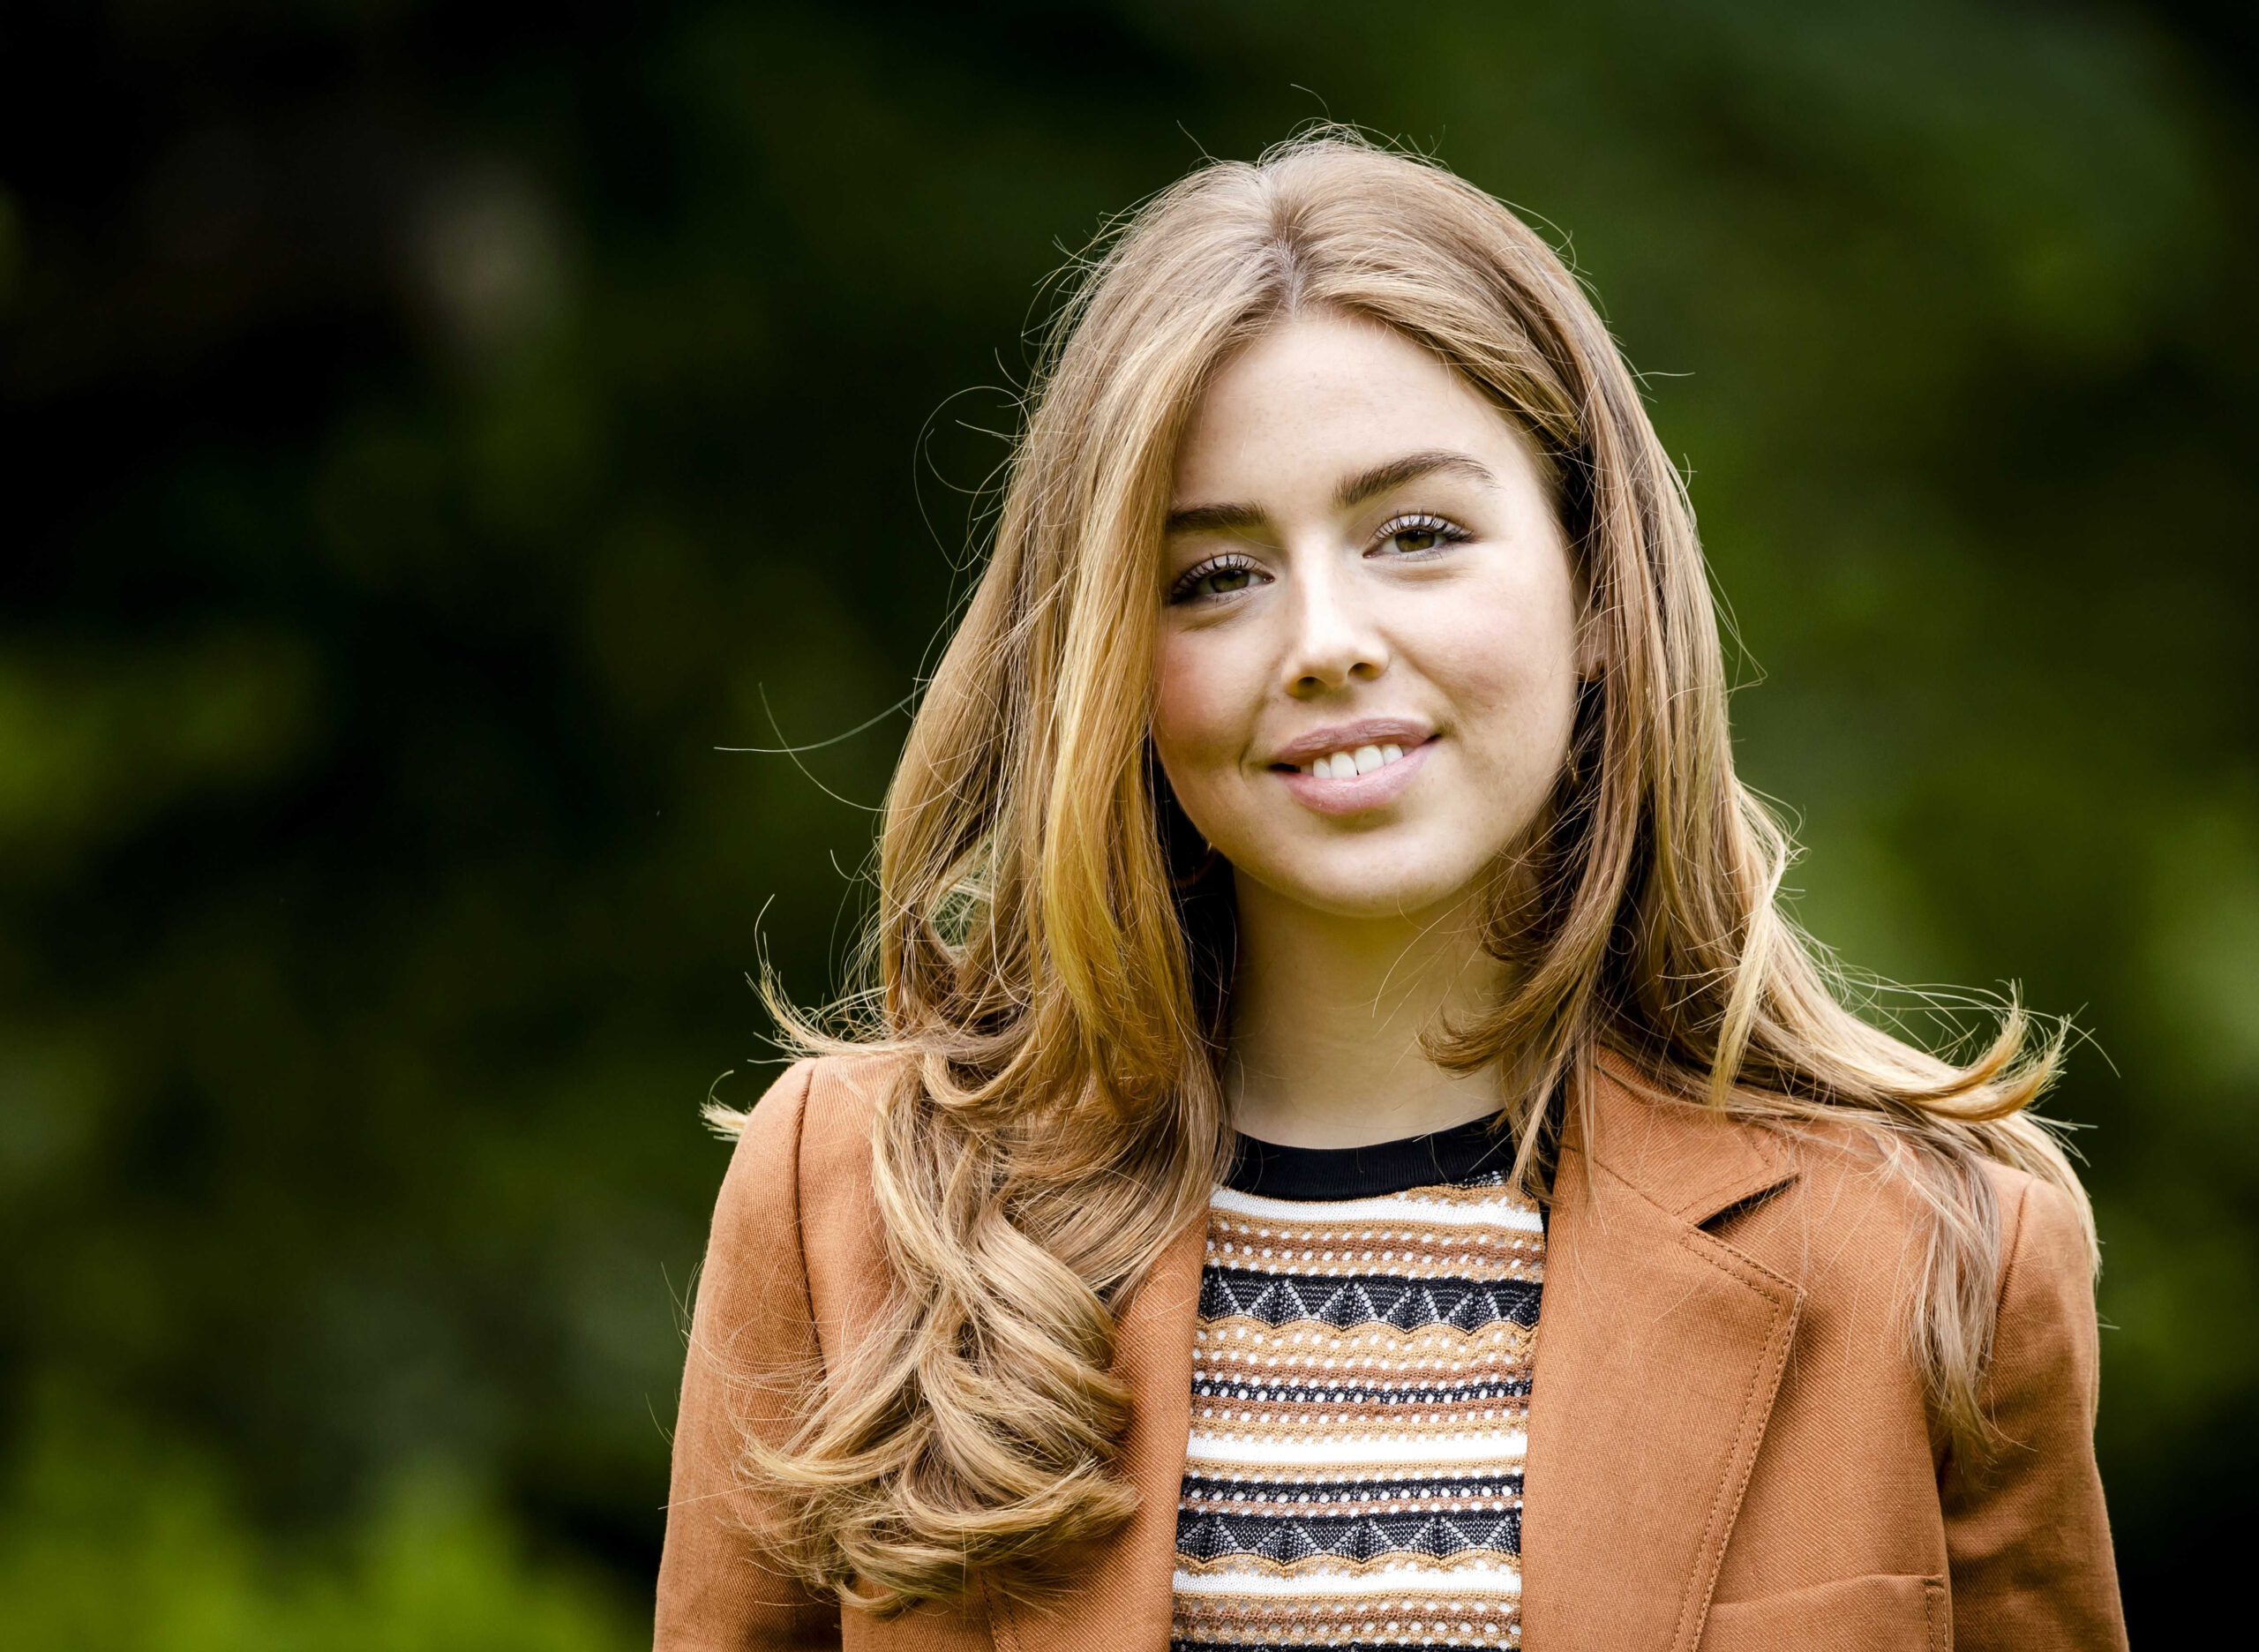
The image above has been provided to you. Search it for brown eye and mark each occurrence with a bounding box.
[1373,514,1463,558]
[1169,552,1269,604]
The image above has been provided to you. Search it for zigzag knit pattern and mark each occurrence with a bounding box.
[1171,1126,1544,1651]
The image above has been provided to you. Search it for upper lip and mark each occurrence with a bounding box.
[1266,717,1437,768]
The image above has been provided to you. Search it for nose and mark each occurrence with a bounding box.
[1280,557,1388,696]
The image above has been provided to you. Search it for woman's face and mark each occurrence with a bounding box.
[1152,311,1587,923]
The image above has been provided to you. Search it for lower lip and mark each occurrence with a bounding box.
[1275,740,1436,816]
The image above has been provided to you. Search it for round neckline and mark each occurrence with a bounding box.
[1225,1114,1516,1200]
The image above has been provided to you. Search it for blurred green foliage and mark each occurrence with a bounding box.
[0,1388,635,1651]
[1,0,2253,1641]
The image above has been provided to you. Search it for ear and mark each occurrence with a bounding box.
[1573,600,1613,684]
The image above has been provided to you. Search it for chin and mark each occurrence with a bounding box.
[1239,848,1488,923]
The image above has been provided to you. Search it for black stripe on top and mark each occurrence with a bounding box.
[1227,1115,1518,1199]
[1177,1506,1523,1566]
[1200,1267,1541,1331]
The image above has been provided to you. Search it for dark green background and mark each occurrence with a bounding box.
[3,1,2252,1641]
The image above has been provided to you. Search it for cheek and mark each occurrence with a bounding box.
[1156,627,1247,763]
[1418,586,1580,773]
[1151,630,1250,795]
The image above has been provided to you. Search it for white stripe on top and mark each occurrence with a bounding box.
[1185,1427,1528,1469]
[1172,1563,1524,1598]
[1210,1184,1545,1231]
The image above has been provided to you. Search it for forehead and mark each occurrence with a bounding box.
[1171,312,1525,505]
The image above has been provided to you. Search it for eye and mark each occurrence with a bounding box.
[1372,512,1470,557]
[1168,552,1270,604]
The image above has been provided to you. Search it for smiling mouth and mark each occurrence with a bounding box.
[1269,734,1437,816]
[1286,740,1414,780]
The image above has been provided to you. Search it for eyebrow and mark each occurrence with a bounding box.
[1163,449,1499,535]
[1162,501,1267,536]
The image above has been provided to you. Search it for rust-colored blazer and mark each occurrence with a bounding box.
[656,1056,2127,1651]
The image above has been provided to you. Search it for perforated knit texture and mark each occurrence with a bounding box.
[1170,1159,1544,1651]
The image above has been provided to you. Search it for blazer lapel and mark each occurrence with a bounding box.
[987,1211,1207,1652]
[1521,1063,1803,1652]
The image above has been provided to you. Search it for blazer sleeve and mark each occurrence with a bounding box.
[1941,1174,2128,1650]
[654,1060,843,1650]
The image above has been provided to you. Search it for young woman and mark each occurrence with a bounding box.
[655,134,2125,1651]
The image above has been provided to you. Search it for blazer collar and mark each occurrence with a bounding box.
[990,1055,1804,1652]
[1576,1049,1799,1222]
[1520,1056,1804,1652]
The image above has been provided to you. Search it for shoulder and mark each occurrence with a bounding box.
[1982,1159,2093,1288]
[718,1050,908,1205]
[701,1053,904,1269]
[1703,1109,2100,1388]
[706,1051,911,1337]
[1978,1160,2102,1416]
[1586,1060,2091,1310]
[1775,1115,2092,1273]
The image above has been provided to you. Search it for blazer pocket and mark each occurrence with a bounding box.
[1701,1573,1948,1652]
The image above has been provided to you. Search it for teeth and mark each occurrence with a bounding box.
[1303,742,1415,779]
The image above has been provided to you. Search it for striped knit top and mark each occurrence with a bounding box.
[1170,1119,1544,1651]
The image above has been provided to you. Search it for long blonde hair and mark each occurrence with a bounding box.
[716,129,2092,1614]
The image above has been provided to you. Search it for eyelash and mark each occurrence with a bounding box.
[1167,552,1265,604]
[1372,512,1472,553]
[1166,512,1472,604]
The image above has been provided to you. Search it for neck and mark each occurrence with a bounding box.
[1222,870,1510,1149]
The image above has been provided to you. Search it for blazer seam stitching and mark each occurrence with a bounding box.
[1582,1154,1800,1652]
[787,1059,823,1388]
[1993,1175,2033,1325]
[1980,1176,2034,1431]
[785,1062,842,1635]
[980,1572,1021,1652]
[1587,1153,1800,1304]
[1665,1222,1799,1652]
